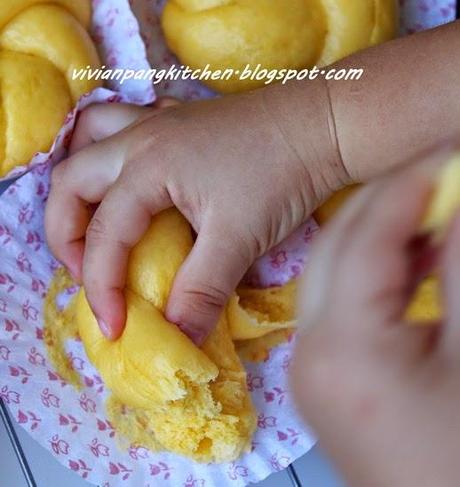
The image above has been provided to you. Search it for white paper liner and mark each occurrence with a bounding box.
[0,0,456,486]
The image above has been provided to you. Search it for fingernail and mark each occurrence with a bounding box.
[97,317,112,340]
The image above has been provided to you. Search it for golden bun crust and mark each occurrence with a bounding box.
[162,0,398,93]
[0,0,101,176]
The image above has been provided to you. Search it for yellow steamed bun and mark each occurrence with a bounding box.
[77,289,219,410]
[161,0,398,93]
[314,185,360,225]
[0,0,101,176]
[75,209,296,462]
[405,277,442,323]
[420,154,460,241]
[228,280,296,340]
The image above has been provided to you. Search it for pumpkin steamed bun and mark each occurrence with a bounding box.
[161,0,398,93]
[76,209,296,462]
[0,0,101,176]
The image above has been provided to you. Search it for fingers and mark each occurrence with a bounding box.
[70,104,151,155]
[45,137,126,281]
[334,158,438,327]
[302,145,450,342]
[47,103,153,279]
[82,174,172,339]
[47,99,182,339]
[47,101,177,282]
[166,221,252,346]
[299,184,376,328]
[69,97,180,155]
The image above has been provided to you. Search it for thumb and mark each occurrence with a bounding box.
[165,223,252,346]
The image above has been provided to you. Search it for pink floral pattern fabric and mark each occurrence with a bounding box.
[400,0,456,33]
[0,0,457,486]
[92,0,155,101]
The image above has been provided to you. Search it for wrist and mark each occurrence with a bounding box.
[258,79,352,208]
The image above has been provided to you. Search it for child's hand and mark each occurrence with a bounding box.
[292,144,460,487]
[45,85,346,344]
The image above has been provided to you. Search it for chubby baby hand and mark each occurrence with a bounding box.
[45,85,346,344]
